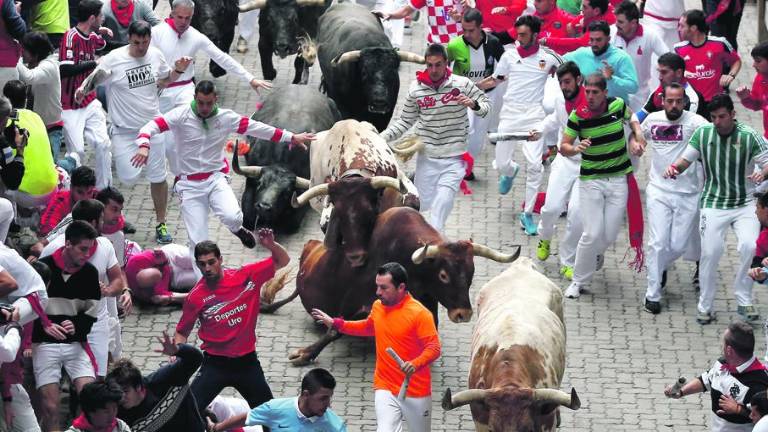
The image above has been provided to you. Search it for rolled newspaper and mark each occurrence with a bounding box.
[386,347,410,401]
[488,132,534,142]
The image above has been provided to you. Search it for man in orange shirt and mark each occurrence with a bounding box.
[312,263,441,432]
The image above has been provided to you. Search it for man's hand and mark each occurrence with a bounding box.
[716,394,742,416]
[527,130,542,142]
[736,85,751,100]
[663,164,680,179]
[749,267,768,282]
[154,330,180,356]
[249,78,273,93]
[61,320,75,335]
[575,138,591,153]
[630,138,646,157]
[98,27,114,38]
[539,37,548,46]
[131,146,149,167]
[750,171,766,184]
[120,290,133,316]
[74,88,86,104]
[719,74,735,88]
[447,6,462,22]
[663,384,683,399]
[174,56,193,73]
[289,132,315,151]
[601,61,614,80]
[43,323,69,340]
[256,228,276,249]
[400,361,416,375]
[491,6,506,14]
[310,308,334,328]
[455,94,476,109]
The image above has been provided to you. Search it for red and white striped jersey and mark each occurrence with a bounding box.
[59,28,106,110]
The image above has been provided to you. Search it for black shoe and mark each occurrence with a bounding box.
[464,171,475,181]
[661,270,667,289]
[692,261,700,292]
[123,220,137,234]
[644,299,661,315]
[235,227,256,248]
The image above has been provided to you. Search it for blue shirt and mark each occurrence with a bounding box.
[564,44,639,105]
[246,397,347,431]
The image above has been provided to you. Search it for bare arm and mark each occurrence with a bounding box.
[212,413,248,432]
[559,133,589,157]
[0,271,18,297]
[664,378,705,398]
[377,4,414,20]
[101,264,125,297]
[256,229,289,270]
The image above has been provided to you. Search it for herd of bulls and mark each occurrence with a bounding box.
[210,2,583,429]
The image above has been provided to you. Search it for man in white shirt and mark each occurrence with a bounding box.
[131,80,314,263]
[641,0,684,50]
[479,14,562,236]
[76,20,191,245]
[631,83,708,315]
[611,0,669,113]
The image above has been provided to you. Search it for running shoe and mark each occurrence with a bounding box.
[564,283,581,299]
[560,265,574,280]
[696,311,715,325]
[236,36,248,53]
[498,164,519,195]
[519,213,538,236]
[536,239,550,261]
[738,305,760,322]
[155,223,172,244]
[235,227,257,248]
[644,299,661,315]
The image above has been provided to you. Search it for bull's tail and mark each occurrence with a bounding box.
[260,267,298,313]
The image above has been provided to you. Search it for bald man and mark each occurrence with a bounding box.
[125,244,197,305]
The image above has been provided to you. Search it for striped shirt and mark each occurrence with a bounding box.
[564,97,633,180]
[381,72,490,158]
[685,122,768,209]
[59,28,105,110]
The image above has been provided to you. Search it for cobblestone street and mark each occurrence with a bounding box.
[110,0,768,429]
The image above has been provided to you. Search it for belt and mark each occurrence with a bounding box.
[175,171,216,182]
[643,11,680,22]
[167,79,193,89]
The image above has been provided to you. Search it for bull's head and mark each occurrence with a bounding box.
[241,0,324,58]
[190,0,239,51]
[333,48,424,115]
[442,387,581,432]
[411,242,520,323]
[292,176,406,267]
[233,153,310,227]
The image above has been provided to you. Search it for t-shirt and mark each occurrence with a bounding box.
[0,244,46,299]
[740,72,768,138]
[494,44,562,109]
[99,46,170,130]
[564,97,633,180]
[685,122,768,209]
[176,258,275,358]
[755,415,768,432]
[641,110,708,194]
[409,0,462,44]
[60,28,106,110]
[699,357,768,431]
[246,397,346,432]
[674,36,740,102]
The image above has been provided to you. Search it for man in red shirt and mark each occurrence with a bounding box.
[674,9,740,104]
[540,0,615,54]
[737,41,768,139]
[174,229,289,412]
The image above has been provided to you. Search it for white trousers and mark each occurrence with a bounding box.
[642,16,680,93]
[0,384,41,432]
[495,105,546,214]
[174,172,243,249]
[61,100,112,189]
[110,126,168,185]
[644,184,700,302]
[467,106,491,159]
[413,153,465,232]
[0,197,12,242]
[572,177,628,286]
[374,390,431,432]
[537,155,583,267]
[238,0,259,41]
[87,311,110,377]
[377,0,406,48]
[698,204,760,314]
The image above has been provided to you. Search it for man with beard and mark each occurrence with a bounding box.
[632,83,708,314]
[637,52,706,122]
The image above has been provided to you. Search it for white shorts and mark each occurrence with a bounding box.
[374,390,431,432]
[32,343,95,388]
[110,126,168,184]
[61,100,110,156]
[87,312,110,377]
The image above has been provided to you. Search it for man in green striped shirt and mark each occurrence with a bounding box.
[666,94,768,324]
[559,73,645,299]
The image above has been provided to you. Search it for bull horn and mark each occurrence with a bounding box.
[238,0,266,12]
[397,50,426,64]
[296,0,325,6]
[333,50,362,64]
[471,243,521,263]
[294,176,311,189]
[369,176,402,192]
[232,150,263,179]
[411,244,440,264]
[533,388,581,410]
[442,388,488,410]
[291,183,329,208]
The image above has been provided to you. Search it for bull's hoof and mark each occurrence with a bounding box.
[288,349,315,366]
[263,68,277,81]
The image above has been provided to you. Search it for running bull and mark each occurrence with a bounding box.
[233,85,341,233]
[268,207,520,365]
[191,0,239,77]
[317,3,425,131]
[239,0,330,84]
[442,258,581,432]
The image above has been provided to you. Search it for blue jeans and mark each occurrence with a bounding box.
[49,128,76,174]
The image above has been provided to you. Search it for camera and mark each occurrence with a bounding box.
[4,110,28,149]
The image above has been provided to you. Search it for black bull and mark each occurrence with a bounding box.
[233,85,341,233]
[261,207,521,365]
[190,0,239,77]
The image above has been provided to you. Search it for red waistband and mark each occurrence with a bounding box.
[175,171,215,182]
[167,79,193,88]
[643,11,680,22]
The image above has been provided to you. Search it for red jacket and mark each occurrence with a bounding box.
[476,0,527,33]
[544,8,616,54]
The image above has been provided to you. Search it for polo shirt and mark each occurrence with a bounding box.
[246,397,346,431]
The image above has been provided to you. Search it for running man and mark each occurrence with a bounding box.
[312,262,441,432]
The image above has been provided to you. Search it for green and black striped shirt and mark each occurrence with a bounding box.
[564,97,633,180]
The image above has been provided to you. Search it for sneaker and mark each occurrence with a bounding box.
[738,305,760,321]
[696,311,715,325]
[644,298,661,315]
[595,254,604,271]
[560,265,574,280]
[536,239,551,261]
[235,227,257,249]
[123,221,137,234]
[564,283,581,298]
[236,36,248,53]
[661,270,668,289]
[692,261,700,291]
[498,164,519,195]
[155,223,172,244]
[519,213,538,236]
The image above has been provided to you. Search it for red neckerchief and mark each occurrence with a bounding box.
[618,24,644,44]
[416,68,452,89]
[459,152,473,195]
[52,243,98,274]
[100,215,125,235]
[111,0,134,27]
[721,357,768,374]
[72,413,117,432]
[516,42,540,58]
[575,98,606,120]
[565,86,586,114]
[165,17,184,38]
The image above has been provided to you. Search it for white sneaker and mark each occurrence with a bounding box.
[564,283,581,298]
